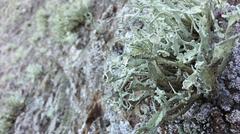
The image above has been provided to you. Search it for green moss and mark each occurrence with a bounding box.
[106,0,240,133]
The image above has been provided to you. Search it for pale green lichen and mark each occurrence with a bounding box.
[0,93,25,134]
[35,0,90,44]
[106,0,240,133]
[35,8,49,37]
[26,63,43,82]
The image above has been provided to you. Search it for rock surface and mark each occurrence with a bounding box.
[0,0,240,133]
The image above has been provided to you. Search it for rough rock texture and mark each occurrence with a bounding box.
[0,0,240,134]
[7,0,131,133]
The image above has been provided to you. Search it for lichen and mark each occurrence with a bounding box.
[0,93,25,134]
[26,63,43,81]
[106,0,240,133]
[35,0,91,44]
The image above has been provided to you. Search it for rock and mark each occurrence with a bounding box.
[226,110,240,133]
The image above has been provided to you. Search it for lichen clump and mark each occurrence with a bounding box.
[35,0,90,43]
[106,0,240,133]
[0,93,25,134]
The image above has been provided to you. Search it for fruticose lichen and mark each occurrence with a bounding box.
[0,93,25,134]
[106,0,240,133]
[35,0,91,44]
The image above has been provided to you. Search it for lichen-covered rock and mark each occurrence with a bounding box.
[226,110,240,133]
[217,81,234,112]
[210,108,230,134]
[1,0,240,134]
[222,43,240,90]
